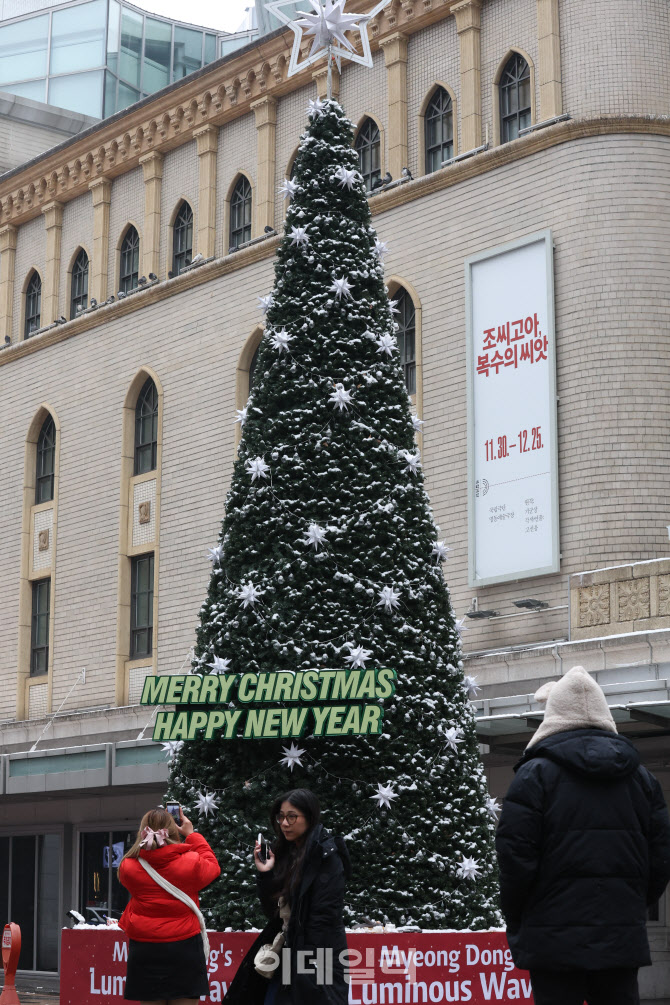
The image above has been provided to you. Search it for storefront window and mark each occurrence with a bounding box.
[79,830,132,923]
[0,15,48,86]
[0,834,60,971]
[50,0,106,75]
[36,835,60,971]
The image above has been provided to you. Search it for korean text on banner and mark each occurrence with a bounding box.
[465,230,559,586]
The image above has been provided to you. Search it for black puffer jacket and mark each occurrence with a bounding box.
[495,728,670,972]
[224,824,351,1005]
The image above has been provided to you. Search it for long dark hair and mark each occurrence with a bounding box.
[269,789,321,903]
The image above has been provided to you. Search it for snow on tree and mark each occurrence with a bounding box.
[169,99,501,930]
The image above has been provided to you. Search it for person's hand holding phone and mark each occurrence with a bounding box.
[254,835,275,872]
[176,809,194,837]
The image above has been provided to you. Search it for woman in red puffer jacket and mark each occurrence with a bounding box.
[118,806,220,1004]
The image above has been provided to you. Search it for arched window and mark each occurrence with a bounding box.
[172,201,193,275]
[35,415,56,504]
[24,271,41,339]
[425,87,453,173]
[134,378,158,475]
[70,249,89,318]
[394,288,416,395]
[500,54,531,143]
[230,177,252,250]
[119,226,140,293]
[355,118,381,193]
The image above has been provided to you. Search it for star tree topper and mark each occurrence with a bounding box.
[265,0,393,84]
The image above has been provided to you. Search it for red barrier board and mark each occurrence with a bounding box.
[61,929,533,1004]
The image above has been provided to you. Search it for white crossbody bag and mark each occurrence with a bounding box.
[138,857,210,962]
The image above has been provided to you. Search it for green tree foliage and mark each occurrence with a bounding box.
[170,99,500,930]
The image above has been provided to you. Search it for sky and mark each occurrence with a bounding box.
[137,0,254,32]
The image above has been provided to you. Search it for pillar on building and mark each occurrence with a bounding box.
[312,61,340,100]
[380,32,409,181]
[41,201,63,325]
[194,125,218,259]
[453,0,482,151]
[537,0,562,119]
[0,224,17,344]
[89,178,111,303]
[140,151,164,278]
[250,95,277,236]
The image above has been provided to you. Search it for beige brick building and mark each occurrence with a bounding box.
[0,0,669,995]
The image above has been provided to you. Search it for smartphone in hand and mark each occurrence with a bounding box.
[257,832,268,862]
[166,802,181,824]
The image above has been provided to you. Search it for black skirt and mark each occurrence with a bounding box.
[124,933,209,1000]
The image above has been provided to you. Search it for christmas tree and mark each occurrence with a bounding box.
[169,98,501,930]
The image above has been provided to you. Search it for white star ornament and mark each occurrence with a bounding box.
[265,0,393,77]
[370,782,397,809]
[280,743,307,772]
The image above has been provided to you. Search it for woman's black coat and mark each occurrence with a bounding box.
[495,728,670,972]
[224,823,351,1005]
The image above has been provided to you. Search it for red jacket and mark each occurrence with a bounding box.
[118,832,220,942]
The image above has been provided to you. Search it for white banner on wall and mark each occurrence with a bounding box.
[465,230,559,587]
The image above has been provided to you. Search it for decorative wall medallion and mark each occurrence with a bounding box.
[139,501,151,525]
[617,578,650,622]
[578,584,610,627]
[38,529,50,551]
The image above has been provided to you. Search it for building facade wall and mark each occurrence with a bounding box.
[2,134,670,718]
[560,0,670,119]
[480,0,539,142]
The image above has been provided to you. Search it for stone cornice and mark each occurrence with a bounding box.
[0,0,459,229]
[0,115,667,367]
